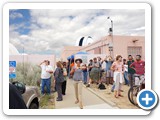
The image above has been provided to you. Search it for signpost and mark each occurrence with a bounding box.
[9,61,16,79]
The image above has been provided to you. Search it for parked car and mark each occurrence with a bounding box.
[12,81,40,109]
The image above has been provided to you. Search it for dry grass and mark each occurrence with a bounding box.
[39,93,55,109]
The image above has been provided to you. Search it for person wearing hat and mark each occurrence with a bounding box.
[70,58,84,109]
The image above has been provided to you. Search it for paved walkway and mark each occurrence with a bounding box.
[55,79,118,109]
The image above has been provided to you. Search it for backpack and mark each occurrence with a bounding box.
[98,83,106,90]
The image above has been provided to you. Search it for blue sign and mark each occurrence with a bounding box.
[9,61,16,67]
[137,89,158,110]
[9,61,16,79]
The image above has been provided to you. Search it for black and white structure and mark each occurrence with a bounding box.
[75,36,93,46]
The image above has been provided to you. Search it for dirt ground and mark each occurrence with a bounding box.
[88,83,139,109]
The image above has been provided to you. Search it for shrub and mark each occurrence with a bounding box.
[10,62,41,86]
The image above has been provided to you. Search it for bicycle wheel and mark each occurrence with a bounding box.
[128,86,135,105]
[128,86,140,106]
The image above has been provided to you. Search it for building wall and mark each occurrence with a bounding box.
[61,46,83,61]
[113,35,144,60]
[60,35,145,61]
[80,35,145,60]
[9,55,56,68]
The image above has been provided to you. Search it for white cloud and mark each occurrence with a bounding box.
[134,26,145,31]
[10,12,23,19]
[10,9,145,57]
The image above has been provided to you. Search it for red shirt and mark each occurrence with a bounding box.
[130,60,145,75]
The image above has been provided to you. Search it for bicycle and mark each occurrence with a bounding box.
[128,74,145,107]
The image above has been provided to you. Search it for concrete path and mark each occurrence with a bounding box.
[55,79,118,109]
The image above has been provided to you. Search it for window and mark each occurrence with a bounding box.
[128,46,142,58]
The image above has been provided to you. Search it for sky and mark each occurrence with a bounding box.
[9,9,145,57]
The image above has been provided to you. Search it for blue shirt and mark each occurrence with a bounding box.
[105,61,113,71]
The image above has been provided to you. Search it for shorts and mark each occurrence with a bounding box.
[106,70,113,77]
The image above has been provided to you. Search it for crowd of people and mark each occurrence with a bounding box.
[38,54,145,109]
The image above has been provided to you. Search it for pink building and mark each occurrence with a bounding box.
[61,46,82,61]
[61,35,145,61]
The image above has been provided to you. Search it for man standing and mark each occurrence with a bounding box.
[104,56,114,85]
[97,57,104,83]
[127,55,135,87]
[39,60,53,95]
[123,59,129,85]
[86,59,93,87]
[97,57,103,69]
[130,55,145,88]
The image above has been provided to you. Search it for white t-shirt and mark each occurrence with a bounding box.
[41,65,53,79]
[124,64,128,72]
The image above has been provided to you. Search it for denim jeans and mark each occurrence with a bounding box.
[83,72,88,83]
[124,71,129,85]
[128,73,135,87]
[41,77,51,94]
[111,82,115,92]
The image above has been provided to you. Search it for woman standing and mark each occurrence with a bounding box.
[54,62,64,101]
[70,58,84,109]
[62,62,67,95]
[90,58,101,84]
[111,55,124,98]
